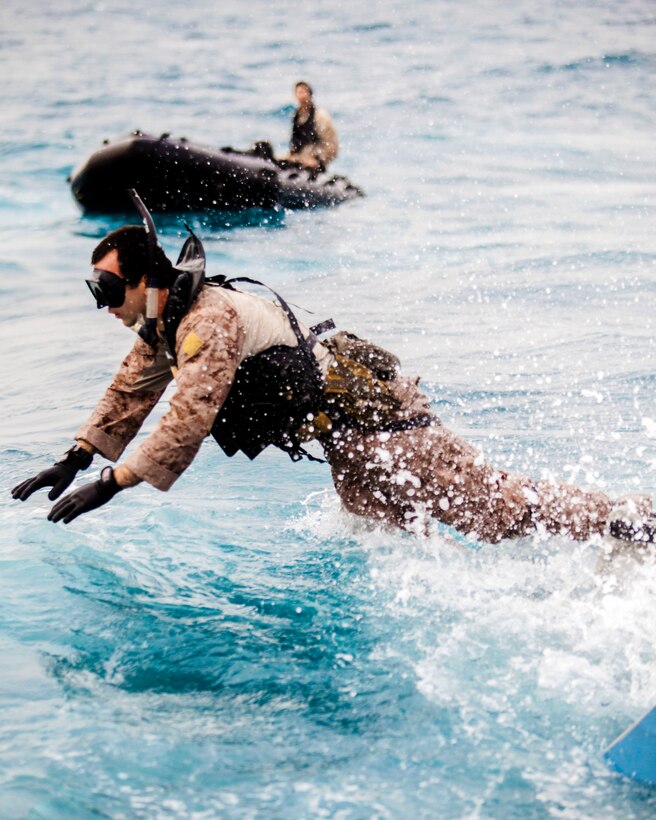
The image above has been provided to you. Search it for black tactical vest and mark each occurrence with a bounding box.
[163,241,328,462]
[290,105,319,153]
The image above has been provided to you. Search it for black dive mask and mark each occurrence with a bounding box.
[85,268,126,309]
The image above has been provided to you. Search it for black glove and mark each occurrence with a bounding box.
[11,445,94,502]
[48,466,121,525]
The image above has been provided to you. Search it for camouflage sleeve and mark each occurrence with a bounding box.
[76,336,173,461]
[121,300,244,491]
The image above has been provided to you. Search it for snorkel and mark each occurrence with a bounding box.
[128,188,160,347]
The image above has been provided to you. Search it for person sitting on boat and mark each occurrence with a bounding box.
[285,81,339,171]
[10,202,656,556]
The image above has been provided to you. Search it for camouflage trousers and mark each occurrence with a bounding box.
[321,424,650,543]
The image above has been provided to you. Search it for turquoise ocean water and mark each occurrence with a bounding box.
[1,1,656,816]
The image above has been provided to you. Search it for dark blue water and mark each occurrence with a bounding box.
[1,0,656,816]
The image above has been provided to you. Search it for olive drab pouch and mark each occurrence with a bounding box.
[324,331,400,380]
[322,331,405,431]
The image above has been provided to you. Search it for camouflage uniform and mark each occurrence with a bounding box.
[322,425,637,542]
[77,286,646,542]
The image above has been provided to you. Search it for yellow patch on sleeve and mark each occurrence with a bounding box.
[181,330,206,359]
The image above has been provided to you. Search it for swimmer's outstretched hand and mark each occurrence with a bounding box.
[48,466,121,525]
[12,445,93,502]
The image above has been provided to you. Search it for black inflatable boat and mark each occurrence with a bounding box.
[69,131,364,213]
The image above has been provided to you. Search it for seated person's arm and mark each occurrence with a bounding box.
[314,109,339,166]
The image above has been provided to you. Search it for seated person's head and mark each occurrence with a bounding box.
[295,81,313,106]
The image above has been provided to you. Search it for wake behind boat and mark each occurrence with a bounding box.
[69,131,364,214]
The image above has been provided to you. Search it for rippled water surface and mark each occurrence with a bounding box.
[1,1,656,817]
